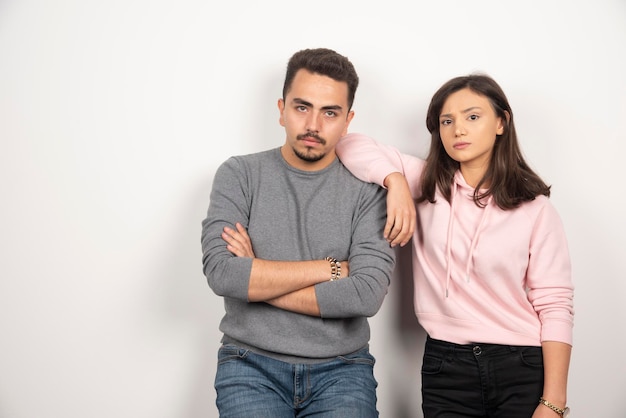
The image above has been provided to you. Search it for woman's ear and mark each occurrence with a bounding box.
[504,110,511,124]
[497,110,510,135]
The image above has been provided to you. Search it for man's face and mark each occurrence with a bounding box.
[278,69,354,171]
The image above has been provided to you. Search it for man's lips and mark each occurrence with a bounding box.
[298,134,323,146]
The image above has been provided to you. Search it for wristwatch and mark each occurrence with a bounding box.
[539,397,570,417]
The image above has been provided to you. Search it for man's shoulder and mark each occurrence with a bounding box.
[229,147,279,162]
[220,147,280,169]
[336,161,382,188]
[334,162,386,203]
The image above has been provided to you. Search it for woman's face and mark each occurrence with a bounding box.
[438,88,504,182]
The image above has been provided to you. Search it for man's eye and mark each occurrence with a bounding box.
[325,111,337,117]
[296,105,307,112]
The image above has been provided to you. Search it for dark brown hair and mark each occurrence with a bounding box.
[418,74,550,209]
[282,48,359,111]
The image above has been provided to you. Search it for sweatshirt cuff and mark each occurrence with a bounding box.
[541,320,573,346]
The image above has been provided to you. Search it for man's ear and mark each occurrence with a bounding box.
[342,110,355,136]
[278,98,285,127]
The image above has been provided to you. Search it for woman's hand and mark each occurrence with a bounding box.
[222,222,255,258]
[383,172,416,247]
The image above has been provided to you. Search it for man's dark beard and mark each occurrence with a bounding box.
[294,147,325,162]
[294,132,326,162]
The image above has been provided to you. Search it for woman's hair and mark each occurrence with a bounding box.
[282,48,359,111]
[417,74,551,209]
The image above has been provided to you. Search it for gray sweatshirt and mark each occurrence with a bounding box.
[201,147,395,362]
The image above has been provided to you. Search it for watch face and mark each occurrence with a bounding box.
[563,406,570,417]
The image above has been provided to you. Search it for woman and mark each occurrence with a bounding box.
[336,74,574,418]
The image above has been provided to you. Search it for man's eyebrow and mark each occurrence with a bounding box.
[293,98,343,111]
[293,98,313,107]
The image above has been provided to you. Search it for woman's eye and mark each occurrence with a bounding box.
[440,119,451,126]
[469,114,479,121]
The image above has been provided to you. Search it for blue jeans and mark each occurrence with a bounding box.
[214,344,379,417]
[421,337,544,418]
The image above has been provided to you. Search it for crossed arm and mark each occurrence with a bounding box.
[221,222,350,317]
[219,173,416,317]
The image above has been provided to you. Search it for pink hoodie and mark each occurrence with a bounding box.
[336,133,574,346]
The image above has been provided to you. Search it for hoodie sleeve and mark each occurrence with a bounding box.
[314,181,396,318]
[336,133,425,199]
[525,199,575,345]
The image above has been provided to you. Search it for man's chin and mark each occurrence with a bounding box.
[294,148,325,163]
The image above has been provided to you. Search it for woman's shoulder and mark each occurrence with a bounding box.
[516,194,563,221]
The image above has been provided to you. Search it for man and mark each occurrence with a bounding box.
[201,48,395,417]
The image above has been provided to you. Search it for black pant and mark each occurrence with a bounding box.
[421,336,544,418]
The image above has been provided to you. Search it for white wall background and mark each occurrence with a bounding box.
[1,0,624,417]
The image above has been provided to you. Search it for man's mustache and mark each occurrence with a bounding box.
[297,132,326,144]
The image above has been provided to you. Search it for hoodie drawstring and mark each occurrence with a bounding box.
[444,183,492,298]
[464,196,492,283]
[444,183,457,298]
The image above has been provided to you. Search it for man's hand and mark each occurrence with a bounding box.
[383,172,416,248]
[222,222,255,258]
[222,222,350,278]
[222,221,349,313]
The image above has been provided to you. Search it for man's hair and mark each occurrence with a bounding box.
[418,74,551,209]
[282,48,359,110]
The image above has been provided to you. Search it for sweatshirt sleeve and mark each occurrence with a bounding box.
[314,181,396,318]
[336,132,425,198]
[525,200,575,345]
[200,157,253,301]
